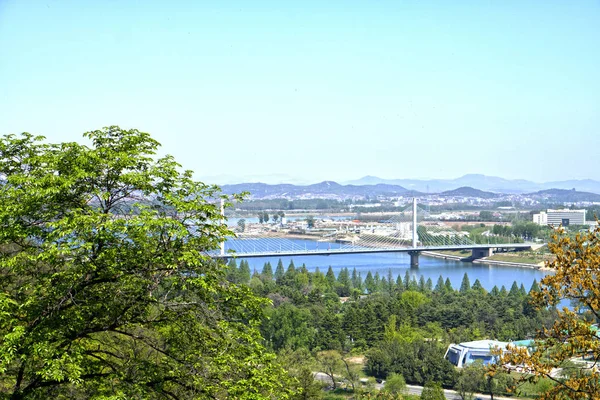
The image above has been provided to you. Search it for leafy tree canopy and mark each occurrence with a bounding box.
[0,127,290,399]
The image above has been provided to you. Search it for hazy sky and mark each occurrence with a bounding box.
[1,1,598,184]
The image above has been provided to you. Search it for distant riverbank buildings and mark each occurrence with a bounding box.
[532,209,586,227]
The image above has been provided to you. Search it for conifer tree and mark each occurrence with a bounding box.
[409,276,419,291]
[387,269,394,292]
[459,273,471,293]
[519,283,527,296]
[499,285,508,296]
[374,271,382,291]
[356,271,363,292]
[239,259,251,283]
[227,258,238,282]
[404,270,411,290]
[471,279,485,293]
[326,266,336,288]
[425,277,433,292]
[261,261,273,281]
[508,281,520,297]
[434,275,445,293]
[351,267,358,285]
[396,274,404,288]
[275,259,285,283]
[337,267,352,296]
[418,275,426,292]
[365,271,376,294]
[529,278,540,293]
[445,278,454,292]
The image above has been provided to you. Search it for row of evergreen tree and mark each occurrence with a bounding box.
[226,258,540,299]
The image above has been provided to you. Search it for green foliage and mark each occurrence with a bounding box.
[0,128,291,399]
[420,381,445,400]
[237,218,246,232]
[382,373,407,395]
[459,273,471,294]
[454,361,485,400]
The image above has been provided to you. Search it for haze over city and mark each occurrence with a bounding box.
[1,0,599,184]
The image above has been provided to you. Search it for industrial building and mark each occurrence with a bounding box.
[532,209,586,226]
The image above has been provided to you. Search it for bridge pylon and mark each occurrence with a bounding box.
[412,197,417,248]
[408,250,420,268]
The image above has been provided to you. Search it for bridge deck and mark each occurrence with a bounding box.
[212,243,532,259]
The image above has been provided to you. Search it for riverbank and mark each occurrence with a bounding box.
[421,251,549,270]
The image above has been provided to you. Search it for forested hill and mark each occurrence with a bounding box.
[439,186,499,199]
[527,189,600,203]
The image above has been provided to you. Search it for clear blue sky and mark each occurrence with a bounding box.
[1,0,598,184]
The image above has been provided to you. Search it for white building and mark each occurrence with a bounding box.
[444,340,509,368]
[532,211,547,225]
[547,209,586,226]
[533,209,586,226]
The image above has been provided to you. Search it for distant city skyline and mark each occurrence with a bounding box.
[1,1,598,183]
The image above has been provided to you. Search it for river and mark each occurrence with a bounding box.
[233,239,549,291]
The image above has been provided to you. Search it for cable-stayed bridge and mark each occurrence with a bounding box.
[213,199,532,267]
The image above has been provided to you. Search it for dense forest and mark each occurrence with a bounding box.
[225,258,557,398]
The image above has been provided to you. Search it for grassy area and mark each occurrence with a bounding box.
[488,251,554,265]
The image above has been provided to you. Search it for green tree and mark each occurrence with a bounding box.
[0,128,291,399]
[337,267,352,296]
[425,277,433,292]
[365,271,376,294]
[460,273,471,293]
[325,266,336,288]
[420,381,445,400]
[316,350,343,390]
[262,261,273,281]
[445,278,454,292]
[306,216,315,228]
[455,361,485,400]
[239,259,251,283]
[434,275,445,293]
[471,279,486,294]
[237,218,246,232]
[529,278,540,293]
[383,373,407,396]
[275,259,285,283]
[278,348,322,400]
[479,211,493,221]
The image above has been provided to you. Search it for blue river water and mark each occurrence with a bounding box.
[234,239,549,291]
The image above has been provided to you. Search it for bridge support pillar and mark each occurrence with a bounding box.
[471,248,493,259]
[408,251,420,268]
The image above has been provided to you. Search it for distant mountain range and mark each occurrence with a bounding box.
[221,181,418,199]
[344,174,600,194]
[220,180,600,203]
